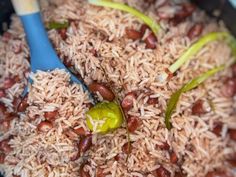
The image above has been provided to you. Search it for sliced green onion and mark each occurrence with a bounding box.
[227,34,236,58]
[47,21,69,30]
[165,65,225,130]
[168,32,230,74]
[88,0,161,35]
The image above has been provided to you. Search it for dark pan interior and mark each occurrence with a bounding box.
[0,0,14,34]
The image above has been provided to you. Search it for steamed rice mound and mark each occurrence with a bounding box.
[0,0,236,177]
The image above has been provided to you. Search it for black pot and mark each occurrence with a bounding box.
[0,0,14,34]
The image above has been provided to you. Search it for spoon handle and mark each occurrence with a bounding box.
[11,0,61,72]
[11,0,39,15]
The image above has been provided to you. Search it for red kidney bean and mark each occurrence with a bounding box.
[212,123,222,136]
[74,127,87,136]
[145,0,156,4]
[0,89,6,98]
[0,139,13,154]
[221,78,236,97]
[125,28,142,40]
[144,33,157,49]
[121,92,136,111]
[70,145,80,161]
[13,76,20,83]
[58,29,67,40]
[64,128,79,140]
[12,97,21,111]
[157,11,172,20]
[79,164,90,177]
[226,154,236,167]
[44,110,59,120]
[17,95,29,112]
[90,48,98,57]
[182,3,196,14]
[127,116,140,133]
[140,24,150,37]
[63,57,73,68]
[96,167,105,177]
[3,77,16,89]
[228,129,236,141]
[147,97,158,105]
[89,82,115,101]
[175,172,184,177]
[26,56,30,62]
[171,3,196,25]
[0,103,6,118]
[205,171,232,177]
[13,43,22,54]
[75,72,83,81]
[164,68,174,80]
[85,103,93,109]
[37,121,53,132]
[78,135,92,154]
[114,153,123,161]
[0,119,11,132]
[192,100,206,115]
[169,151,178,164]
[158,142,170,150]
[2,32,11,42]
[232,63,236,77]
[157,0,169,8]
[155,166,171,177]
[187,23,203,40]
[70,151,79,161]
[5,112,17,120]
[0,152,5,164]
[122,142,132,154]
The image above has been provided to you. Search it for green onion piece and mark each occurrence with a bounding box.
[226,35,236,58]
[88,0,161,35]
[165,65,225,130]
[168,32,231,74]
[47,21,69,30]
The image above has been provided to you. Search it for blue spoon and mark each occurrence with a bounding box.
[11,0,93,101]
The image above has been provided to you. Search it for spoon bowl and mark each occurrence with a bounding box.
[11,0,93,100]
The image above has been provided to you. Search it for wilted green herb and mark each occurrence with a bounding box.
[165,65,225,130]
[88,0,161,35]
[47,21,69,30]
[169,32,230,73]
[159,32,236,82]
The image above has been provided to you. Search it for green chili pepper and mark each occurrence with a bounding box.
[47,21,69,30]
[86,101,123,133]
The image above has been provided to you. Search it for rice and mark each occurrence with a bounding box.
[0,0,236,177]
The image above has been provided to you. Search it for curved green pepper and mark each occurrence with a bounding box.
[86,102,123,133]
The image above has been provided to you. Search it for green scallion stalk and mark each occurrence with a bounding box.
[165,65,225,130]
[168,32,230,74]
[88,0,161,35]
